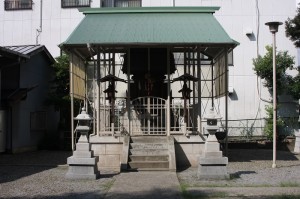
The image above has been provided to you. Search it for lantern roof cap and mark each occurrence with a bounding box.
[74,108,93,120]
[204,108,222,120]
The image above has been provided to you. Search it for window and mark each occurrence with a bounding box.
[30,111,47,132]
[228,50,233,66]
[102,0,141,7]
[4,0,32,11]
[61,0,91,8]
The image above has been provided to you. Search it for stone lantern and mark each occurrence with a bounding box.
[74,108,92,142]
[197,108,229,180]
[66,108,100,179]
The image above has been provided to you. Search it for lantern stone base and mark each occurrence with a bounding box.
[66,142,100,180]
[197,132,229,180]
[197,157,229,180]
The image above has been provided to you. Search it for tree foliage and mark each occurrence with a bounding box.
[253,45,295,96]
[253,46,299,140]
[47,54,70,108]
[285,4,300,48]
[286,68,300,100]
[264,105,284,140]
[46,54,71,129]
[285,4,300,99]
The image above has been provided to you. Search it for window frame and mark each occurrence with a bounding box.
[101,0,142,8]
[4,0,33,11]
[228,50,234,66]
[61,0,91,8]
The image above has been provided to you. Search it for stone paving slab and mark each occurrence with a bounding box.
[104,171,183,199]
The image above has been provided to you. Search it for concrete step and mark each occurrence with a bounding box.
[126,168,170,171]
[129,155,169,162]
[128,161,169,169]
[127,136,173,171]
[130,136,167,143]
[130,143,168,150]
[129,149,169,155]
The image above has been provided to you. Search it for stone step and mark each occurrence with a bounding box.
[129,155,169,162]
[127,136,172,171]
[130,136,167,143]
[129,149,169,155]
[128,161,169,169]
[130,143,168,150]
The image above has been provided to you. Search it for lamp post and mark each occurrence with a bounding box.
[265,21,282,168]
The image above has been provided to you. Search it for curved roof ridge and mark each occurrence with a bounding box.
[79,6,220,14]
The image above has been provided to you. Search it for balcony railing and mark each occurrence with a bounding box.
[61,0,91,8]
[4,0,32,11]
[102,0,141,7]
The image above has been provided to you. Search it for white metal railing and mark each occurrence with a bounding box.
[98,97,198,135]
[131,97,167,135]
[99,97,127,134]
[170,98,198,134]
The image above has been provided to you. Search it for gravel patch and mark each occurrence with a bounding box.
[178,149,300,188]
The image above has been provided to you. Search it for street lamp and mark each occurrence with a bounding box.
[265,21,283,168]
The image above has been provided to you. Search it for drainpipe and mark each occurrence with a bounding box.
[36,0,43,45]
[173,0,175,7]
[70,54,74,151]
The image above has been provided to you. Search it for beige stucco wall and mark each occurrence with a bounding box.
[174,135,205,168]
[90,136,124,172]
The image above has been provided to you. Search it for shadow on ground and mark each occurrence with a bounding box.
[0,150,71,183]
[1,188,182,199]
[0,191,103,199]
[183,189,300,199]
[228,149,299,162]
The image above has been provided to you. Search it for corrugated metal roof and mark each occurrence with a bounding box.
[4,45,44,56]
[62,7,238,47]
[2,45,55,63]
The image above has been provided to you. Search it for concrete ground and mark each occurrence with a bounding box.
[0,149,300,199]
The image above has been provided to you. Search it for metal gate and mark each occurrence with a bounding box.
[131,97,167,135]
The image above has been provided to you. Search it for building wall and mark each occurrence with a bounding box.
[0,0,298,136]
[10,53,59,152]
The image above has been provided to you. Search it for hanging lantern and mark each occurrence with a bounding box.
[103,82,117,103]
[178,82,192,100]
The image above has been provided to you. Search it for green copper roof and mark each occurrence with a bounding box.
[62,7,237,48]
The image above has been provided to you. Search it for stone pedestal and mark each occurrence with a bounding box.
[294,131,300,154]
[66,133,100,179]
[198,126,229,180]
